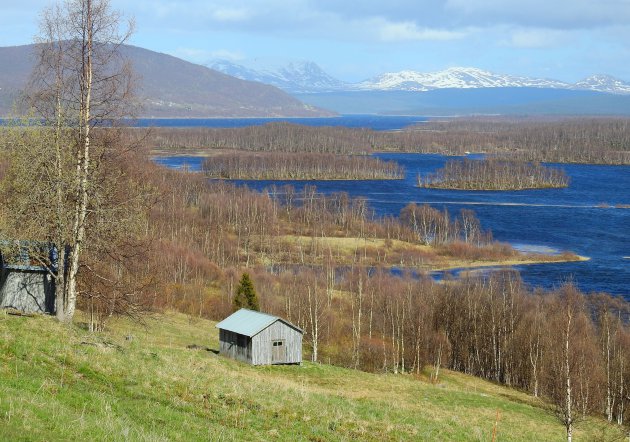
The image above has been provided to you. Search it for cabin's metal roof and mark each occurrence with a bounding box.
[215,309,303,337]
[0,240,55,272]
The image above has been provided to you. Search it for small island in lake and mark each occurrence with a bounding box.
[202,151,404,180]
[419,158,569,190]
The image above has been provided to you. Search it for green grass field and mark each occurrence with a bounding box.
[0,310,624,441]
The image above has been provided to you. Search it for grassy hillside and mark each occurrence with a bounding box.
[0,310,623,441]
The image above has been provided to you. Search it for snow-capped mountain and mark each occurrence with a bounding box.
[574,75,630,94]
[211,61,630,95]
[277,62,348,93]
[209,60,275,85]
[356,67,571,91]
[209,60,348,93]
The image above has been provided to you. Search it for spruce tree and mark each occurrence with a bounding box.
[233,273,259,311]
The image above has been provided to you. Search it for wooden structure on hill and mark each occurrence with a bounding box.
[0,240,56,314]
[216,309,303,365]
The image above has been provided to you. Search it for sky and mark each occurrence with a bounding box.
[1,0,630,83]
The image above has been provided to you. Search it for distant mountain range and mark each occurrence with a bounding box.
[0,44,332,118]
[209,60,630,115]
[358,68,630,95]
[359,67,567,92]
[210,60,346,95]
[211,61,630,96]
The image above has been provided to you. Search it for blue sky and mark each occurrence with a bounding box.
[1,0,630,83]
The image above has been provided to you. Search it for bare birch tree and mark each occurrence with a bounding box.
[2,0,136,323]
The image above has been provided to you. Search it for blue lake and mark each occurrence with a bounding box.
[133,115,426,131]
[155,153,630,298]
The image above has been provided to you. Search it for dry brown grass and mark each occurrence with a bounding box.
[271,235,587,271]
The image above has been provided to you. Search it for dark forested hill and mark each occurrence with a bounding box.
[0,44,333,118]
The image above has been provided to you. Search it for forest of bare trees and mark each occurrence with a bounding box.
[419,158,569,190]
[139,117,630,164]
[413,117,630,164]
[146,167,517,272]
[145,123,379,154]
[202,151,404,180]
[253,269,630,432]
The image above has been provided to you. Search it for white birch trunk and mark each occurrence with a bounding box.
[65,0,93,321]
[565,307,573,442]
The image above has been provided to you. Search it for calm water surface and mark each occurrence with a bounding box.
[155,153,629,298]
[134,115,426,131]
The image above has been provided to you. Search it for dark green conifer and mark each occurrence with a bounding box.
[233,272,259,311]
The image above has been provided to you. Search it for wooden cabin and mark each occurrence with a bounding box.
[216,309,303,365]
[0,241,56,314]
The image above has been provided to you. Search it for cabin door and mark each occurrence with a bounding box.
[271,340,285,364]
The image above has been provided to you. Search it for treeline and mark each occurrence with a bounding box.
[419,158,569,190]
[137,117,630,164]
[201,152,404,180]
[415,117,630,165]
[144,123,378,154]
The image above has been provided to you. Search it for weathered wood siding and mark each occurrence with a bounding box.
[251,321,302,365]
[0,269,55,314]
[219,329,252,364]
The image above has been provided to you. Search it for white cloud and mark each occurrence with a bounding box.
[8,0,630,83]
[445,0,630,29]
[507,28,570,48]
[170,47,245,64]
[376,20,468,42]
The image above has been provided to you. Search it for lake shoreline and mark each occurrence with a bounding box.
[430,254,589,272]
[154,151,629,296]
[417,184,569,191]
